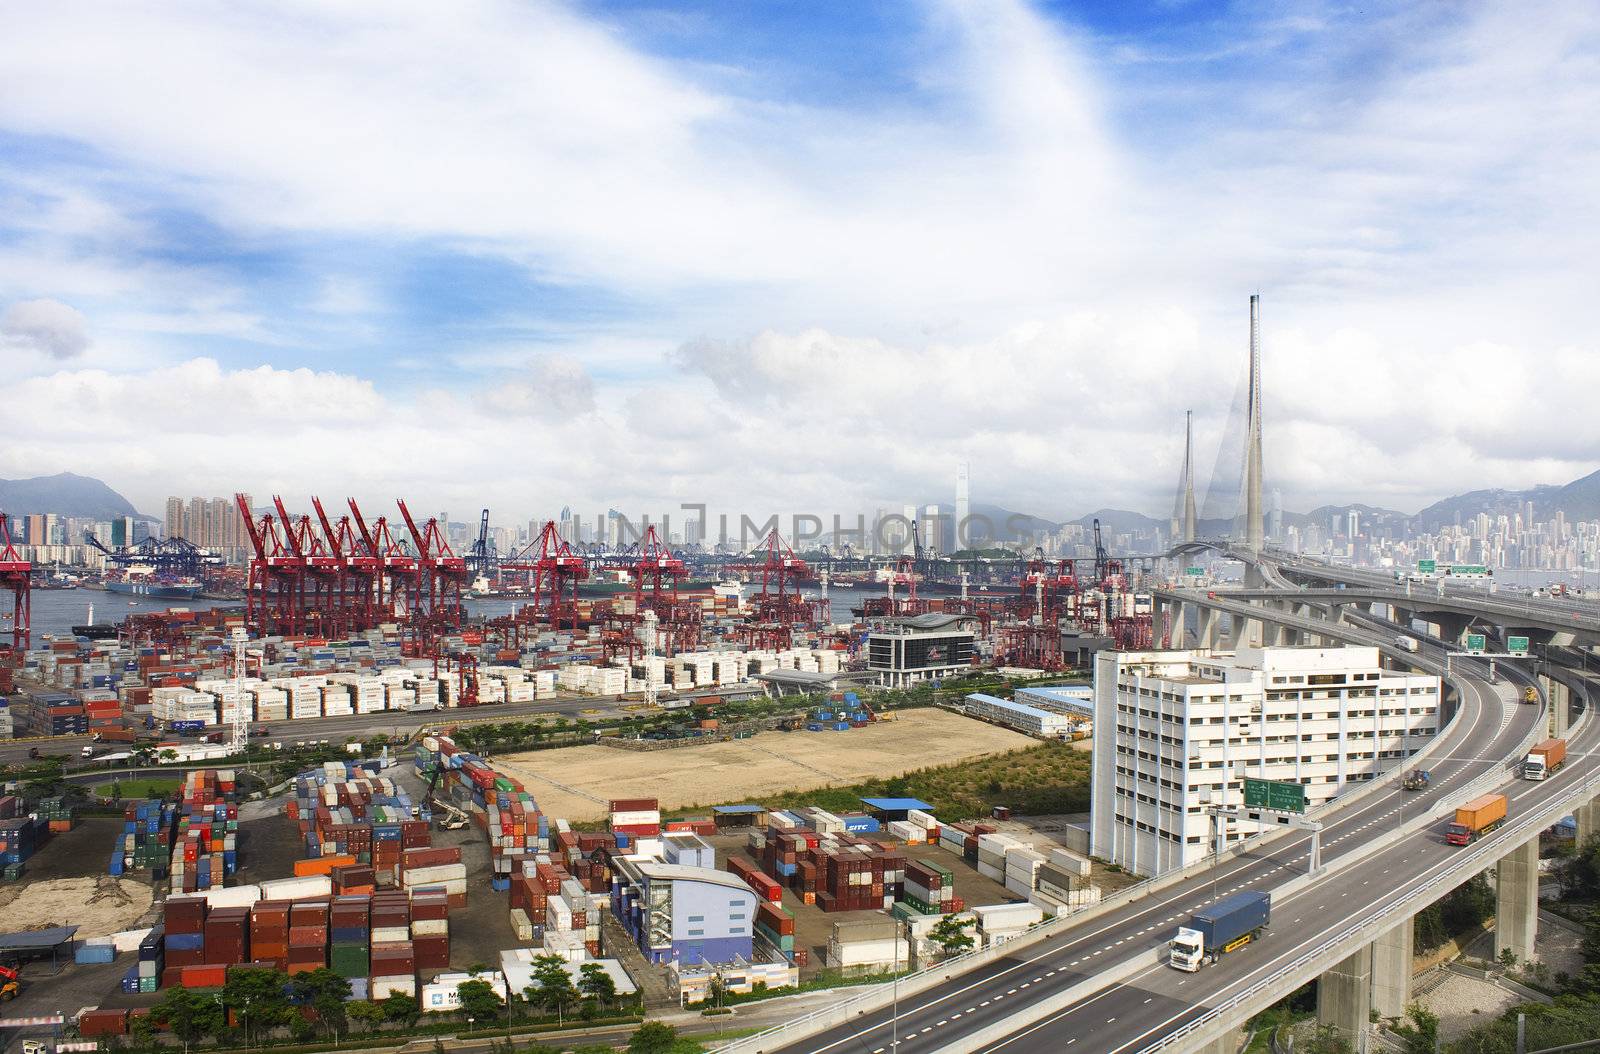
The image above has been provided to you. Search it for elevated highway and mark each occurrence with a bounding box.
[724,554,1600,1054]
[730,609,1554,1054]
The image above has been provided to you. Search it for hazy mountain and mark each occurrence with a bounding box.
[1068,509,1162,534]
[0,472,150,521]
[1411,467,1600,530]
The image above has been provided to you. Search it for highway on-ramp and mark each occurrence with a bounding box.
[763,649,1543,1054]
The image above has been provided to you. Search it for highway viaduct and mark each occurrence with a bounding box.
[722,557,1600,1054]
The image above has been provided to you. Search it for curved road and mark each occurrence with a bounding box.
[965,667,1586,1053]
[771,641,1543,1054]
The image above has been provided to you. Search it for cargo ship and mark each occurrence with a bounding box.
[103,566,203,600]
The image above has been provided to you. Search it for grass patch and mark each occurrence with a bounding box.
[90,777,182,799]
[678,741,1090,822]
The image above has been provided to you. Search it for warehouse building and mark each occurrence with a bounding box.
[866,613,979,687]
[963,693,1076,739]
[1090,646,1441,878]
[1015,684,1093,718]
[611,859,759,966]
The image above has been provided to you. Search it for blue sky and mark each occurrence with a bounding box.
[1,1,1596,524]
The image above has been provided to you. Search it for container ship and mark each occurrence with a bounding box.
[102,565,203,600]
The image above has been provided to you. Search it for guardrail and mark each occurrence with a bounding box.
[1134,692,1596,1053]
[713,654,1482,1054]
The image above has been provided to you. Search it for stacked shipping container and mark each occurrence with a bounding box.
[156,889,450,995]
[168,769,238,893]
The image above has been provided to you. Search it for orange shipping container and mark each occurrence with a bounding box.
[294,854,358,877]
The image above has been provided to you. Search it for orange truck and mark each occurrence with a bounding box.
[1523,738,1567,781]
[1446,793,1508,846]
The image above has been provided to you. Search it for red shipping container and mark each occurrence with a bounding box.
[180,964,228,989]
[78,1010,129,1037]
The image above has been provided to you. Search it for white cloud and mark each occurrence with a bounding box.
[0,2,1596,518]
[1,297,89,359]
[485,356,597,419]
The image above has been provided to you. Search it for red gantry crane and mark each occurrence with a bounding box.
[313,496,383,633]
[742,528,827,649]
[0,513,30,663]
[274,495,344,637]
[348,498,419,622]
[237,492,306,636]
[502,520,588,632]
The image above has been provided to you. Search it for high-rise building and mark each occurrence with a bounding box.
[1347,509,1360,540]
[165,497,184,540]
[1090,646,1440,877]
[920,504,940,553]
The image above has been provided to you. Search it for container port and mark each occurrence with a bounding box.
[0,499,1130,1046]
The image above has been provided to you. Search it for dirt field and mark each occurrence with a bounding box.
[0,876,153,938]
[493,709,1037,821]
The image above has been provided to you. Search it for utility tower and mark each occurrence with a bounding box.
[1243,294,1264,551]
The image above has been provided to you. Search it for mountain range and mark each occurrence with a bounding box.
[4,466,1598,541]
[0,472,151,522]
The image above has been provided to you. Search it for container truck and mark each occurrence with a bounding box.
[1169,890,1271,971]
[1402,768,1431,791]
[1523,738,1567,781]
[1523,686,1539,705]
[1446,793,1508,846]
[1395,635,1419,653]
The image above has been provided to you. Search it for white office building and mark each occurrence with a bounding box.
[1090,646,1440,878]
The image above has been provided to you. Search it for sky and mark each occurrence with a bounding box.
[1,0,1596,528]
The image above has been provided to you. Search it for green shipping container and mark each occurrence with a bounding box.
[329,945,370,979]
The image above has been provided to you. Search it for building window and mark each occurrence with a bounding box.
[687,928,704,936]
[688,915,704,923]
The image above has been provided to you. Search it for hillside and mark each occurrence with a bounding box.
[0,472,149,521]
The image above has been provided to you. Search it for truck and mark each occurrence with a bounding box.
[1446,793,1508,846]
[1523,686,1539,705]
[1402,768,1431,791]
[1523,738,1567,781]
[1169,890,1271,971]
[168,720,206,736]
[1394,634,1419,653]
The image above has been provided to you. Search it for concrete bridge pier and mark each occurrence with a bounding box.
[1371,918,1415,1020]
[1575,795,1600,847]
[1540,674,1570,738]
[1316,943,1372,1051]
[1197,1025,1250,1054]
[1199,608,1222,649]
[1496,837,1540,964]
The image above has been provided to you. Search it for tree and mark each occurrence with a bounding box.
[290,967,352,1038]
[455,978,505,1025]
[1559,836,1600,900]
[578,962,617,1009]
[628,1021,682,1054]
[150,987,223,1048]
[928,913,975,960]
[528,954,579,1024]
[1300,1024,1353,1054]
[347,1000,386,1034]
[1390,1003,1439,1054]
[222,966,292,1044]
[381,993,420,1028]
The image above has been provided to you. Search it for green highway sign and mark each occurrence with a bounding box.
[1418,560,1436,574]
[1243,777,1306,814]
[1186,566,1205,576]
[1507,636,1530,655]
[1451,564,1489,576]
[1465,633,1487,653]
